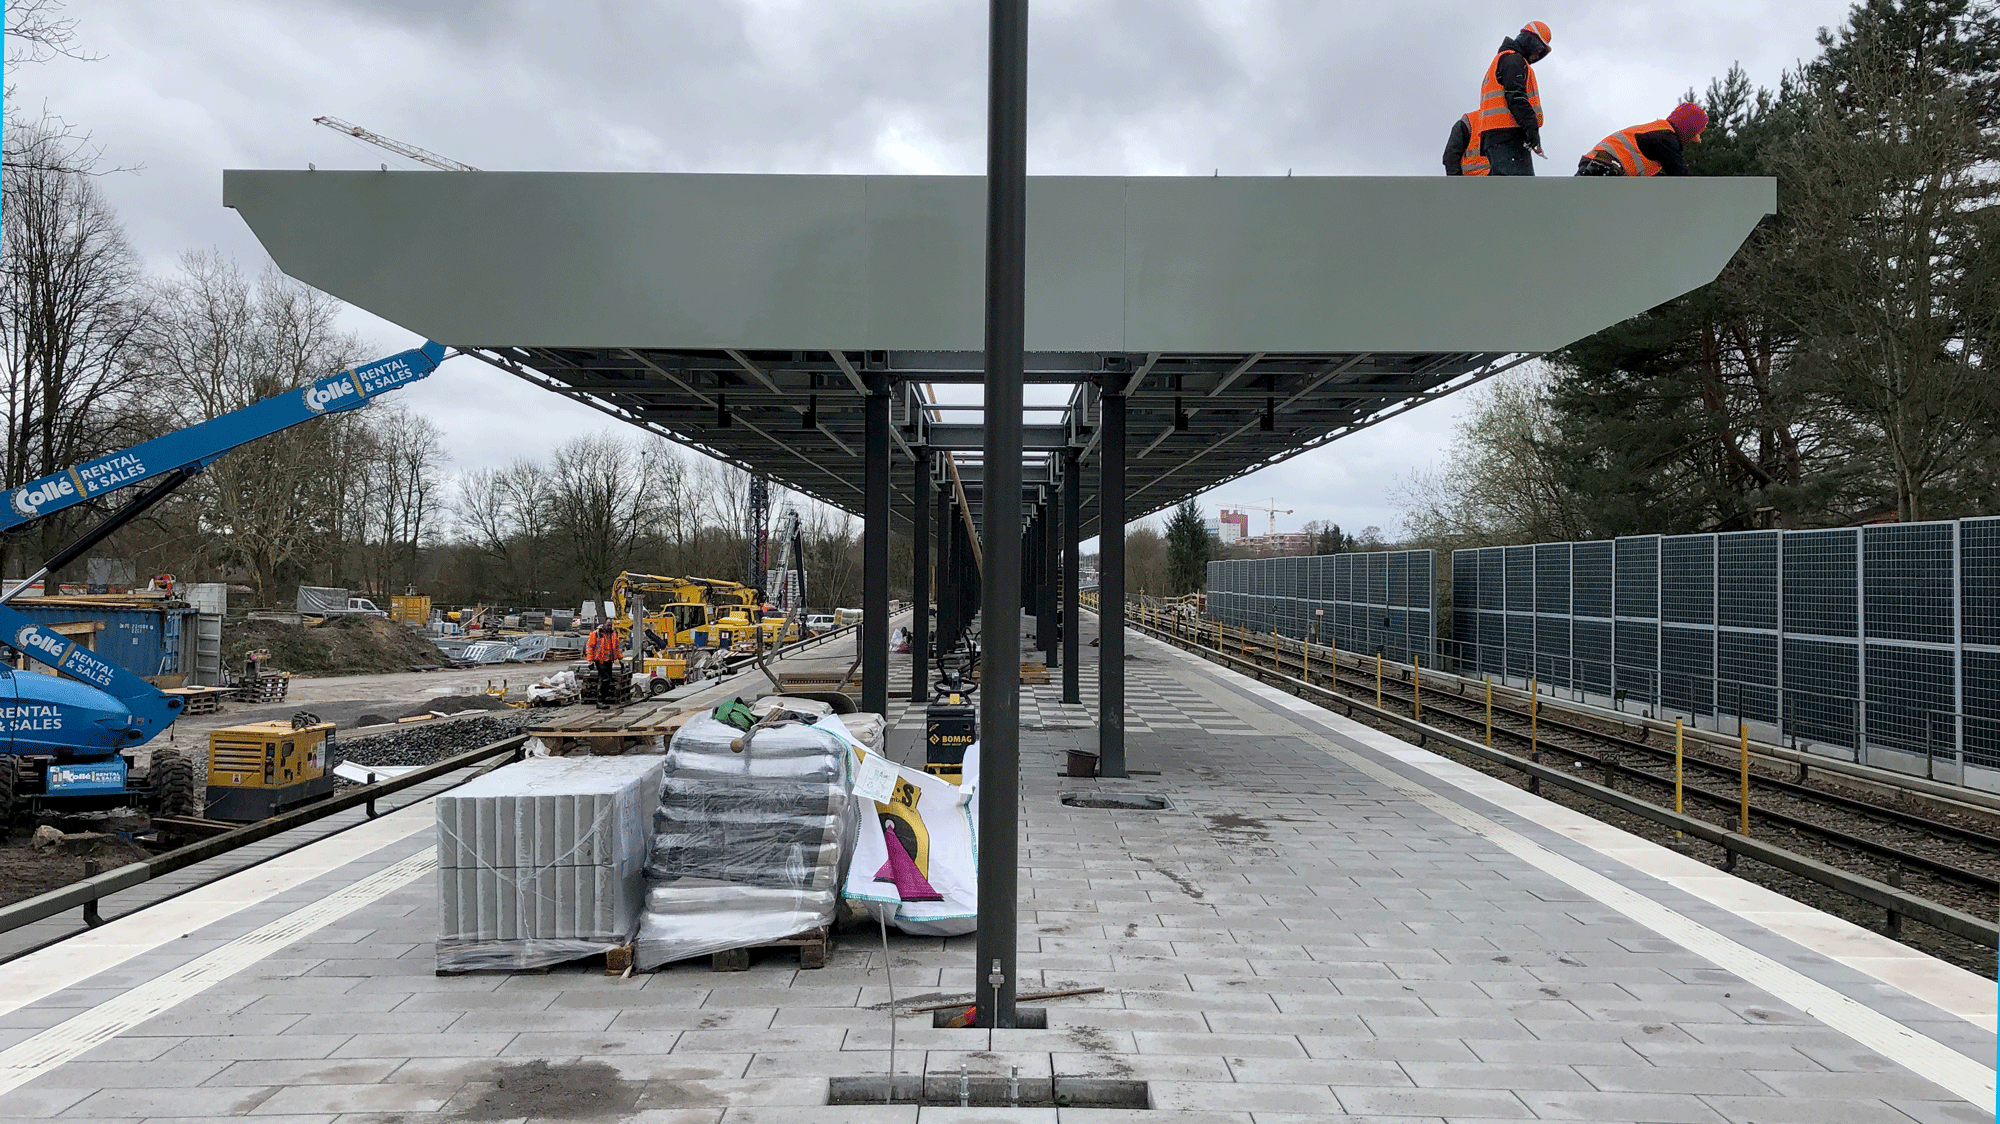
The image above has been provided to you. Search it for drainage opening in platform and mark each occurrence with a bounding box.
[828,1074,1150,1109]
[930,1005,1049,1028]
[1061,792,1170,810]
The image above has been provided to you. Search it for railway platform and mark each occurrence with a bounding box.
[0,618,1991,1122]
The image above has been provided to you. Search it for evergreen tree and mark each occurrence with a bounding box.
[1164,498,1212,594]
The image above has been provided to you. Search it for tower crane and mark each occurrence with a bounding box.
[312,115,478,172]
[1223,498,1293,537]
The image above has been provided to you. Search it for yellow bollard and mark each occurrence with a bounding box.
[1740,718,1751,836]
[1530,677,1539,763]
[1674,718,1685,840]
[1414,655,1422,722]
[1375,654,1383,708]
[1484,675,1493,746]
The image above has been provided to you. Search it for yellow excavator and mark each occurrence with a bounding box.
[608,573,747,692]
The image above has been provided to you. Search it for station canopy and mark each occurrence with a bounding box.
[225,172,1774,532]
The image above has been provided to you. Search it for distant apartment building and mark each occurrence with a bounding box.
[1236,531,1317,556]
[1211,509,1251,544]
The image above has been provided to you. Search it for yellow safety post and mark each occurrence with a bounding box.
[1674,718,1684,839]
[1375,654,1383,708]
[1739,718,1751,836]
[1413,655,1422,722]
[1484,676,1493,746]
[1530,678,1539,763]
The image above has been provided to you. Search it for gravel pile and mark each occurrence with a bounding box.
[338,713,533,770]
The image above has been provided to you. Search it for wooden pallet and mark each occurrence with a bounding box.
[709,926,830,972]
[527,703,691,755]
[162,685,234,716]
[435,941,639,976]
[1019,662,1051,685]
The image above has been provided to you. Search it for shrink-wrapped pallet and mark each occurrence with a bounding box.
[634,713,862,968]
[434,755,663,971]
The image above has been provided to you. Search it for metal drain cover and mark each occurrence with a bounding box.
[1060,792,1170,810]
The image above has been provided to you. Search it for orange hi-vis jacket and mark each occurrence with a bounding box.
[586,629,619,662]
[1459,113,1490,175]
[1478,49,1542,135]
[1588,120,1673,176]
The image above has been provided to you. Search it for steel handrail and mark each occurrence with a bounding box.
[0,733,527,937]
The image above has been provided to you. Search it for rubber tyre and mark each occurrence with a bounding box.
[0,757,15,840]
[151,748,199,819]
[647,677,671,699]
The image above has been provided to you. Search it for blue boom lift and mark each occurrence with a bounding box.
[0,341,450,825]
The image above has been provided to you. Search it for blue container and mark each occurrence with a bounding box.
[6,603,196,678]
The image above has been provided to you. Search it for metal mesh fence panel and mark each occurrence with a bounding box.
[1718,531,1779,630]
[1783,529,1858,638]
[1717,630,1780,724]
[1863,642,1956,760]
[1965,518,2000,647]
[1783,636,1859,748]
[1573,542,1614,619]
[1204,548,1434,659]
[1864,523,1953,645]
[1660,535,1715,625]
[1965,650,2000,770]
[1535,543,1570,615]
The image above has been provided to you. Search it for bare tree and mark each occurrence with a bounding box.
[4,0,119,177]
[354,405,443,595]
[0,124,146,579]
[455,458,557,603]
[1393,367,1592,550]
[548,432,663,607]
[137,253,366,601]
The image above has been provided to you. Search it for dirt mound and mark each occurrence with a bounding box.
[223,614,442,676]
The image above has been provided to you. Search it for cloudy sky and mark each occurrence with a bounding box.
[13,0,1852,538]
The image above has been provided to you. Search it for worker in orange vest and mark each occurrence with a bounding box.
[1576,101,1708,176]
[1441,111,1489,176]
[1477,21,1553,176]
[586,620,621,708]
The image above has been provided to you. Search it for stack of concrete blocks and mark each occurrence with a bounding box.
[634,709,875,969]
[434,755,664,971]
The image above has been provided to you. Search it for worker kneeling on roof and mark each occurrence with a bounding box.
[1477,20,1553,176]
[1441,110,1489,175]
[1576,101,1708,176]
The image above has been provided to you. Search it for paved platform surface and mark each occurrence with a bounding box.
[0,616,1991,1122]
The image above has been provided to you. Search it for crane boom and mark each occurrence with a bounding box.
[312,115,479,172]
[2,341,449,536]
[1223,498,1294,537]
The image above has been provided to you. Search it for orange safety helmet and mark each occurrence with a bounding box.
[1522,20,1553,47]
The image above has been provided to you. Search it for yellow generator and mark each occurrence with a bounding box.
[205,715,338,821]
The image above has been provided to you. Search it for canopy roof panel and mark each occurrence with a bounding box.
[224,171,1773,528]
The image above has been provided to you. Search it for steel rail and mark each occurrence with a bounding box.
[1214,622,2000,851]
[0,734,528,939]
[1129,614,1999,947]
[1329,665,1999,890]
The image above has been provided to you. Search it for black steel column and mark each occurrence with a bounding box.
[863,373,892,718]
[1040,498,1058,666]
[1098,386,1127,777]
[1062,449,1080,702]
[936,489,956,653]
[976,0,1026,1031]
[910,450,932,703]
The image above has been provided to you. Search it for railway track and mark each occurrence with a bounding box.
[1135,613,2000,976]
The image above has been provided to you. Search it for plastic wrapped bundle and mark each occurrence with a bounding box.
[635,713,861,969]
[434,755,663,971]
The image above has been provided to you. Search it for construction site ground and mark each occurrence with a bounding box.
[0,614,1989,1121]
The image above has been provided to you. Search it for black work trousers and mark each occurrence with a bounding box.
[593,660,615,705]
[1483,134,1535,176]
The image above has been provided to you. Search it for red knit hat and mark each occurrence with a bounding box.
[1668,101,1709,142]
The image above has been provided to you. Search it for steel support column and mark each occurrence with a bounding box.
[937,491,957,652]
[1098,386,1127,777]
[975,0,1026,1031]
[910,449,932,703]
[1062,450,1080,702]
[862,374,892,718]
[1041,498,1059,667]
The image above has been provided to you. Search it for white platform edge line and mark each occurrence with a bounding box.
[1139,629,1997,1106]
[0,796,436,1019]
[0,849,435,1097]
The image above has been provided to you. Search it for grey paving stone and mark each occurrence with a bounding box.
[251,1082,460,1115]
[1698,1094,1948,1123]
[1399,1061,1592,1091]
[1515,1089,1735,1122]
[204,1058,405,1087]
[327,1031,517,1058]
[56,1085,278,1117]
[1329,1085,1533,1118]
[1148,1080,1339,1113]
